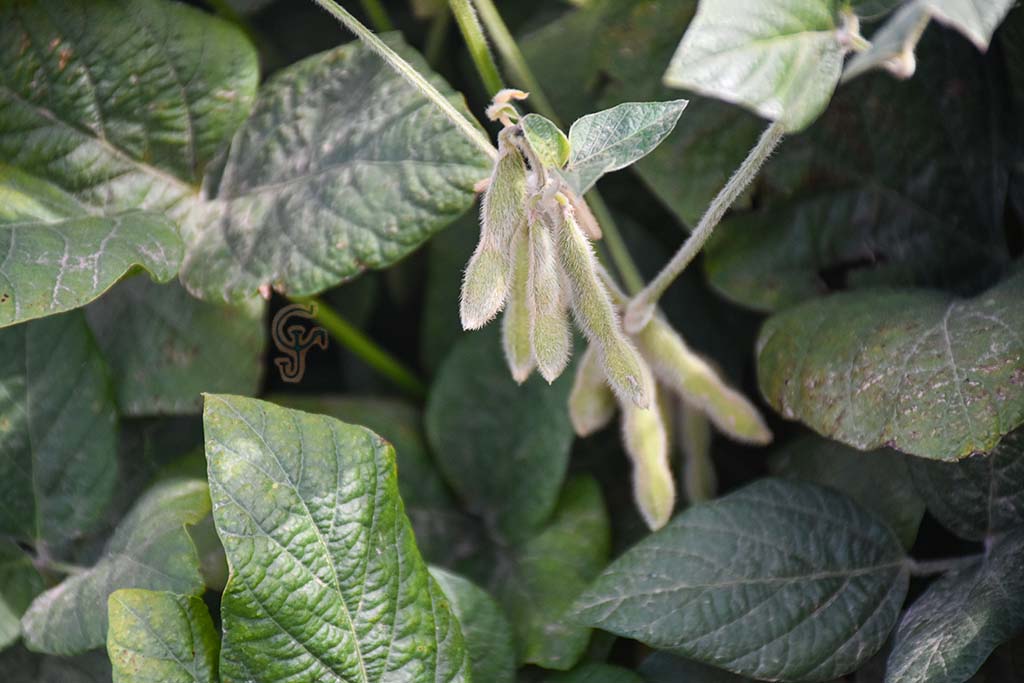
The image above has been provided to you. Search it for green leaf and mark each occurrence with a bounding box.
[639,652,755,682]
[0,311,117,547]
[493,477,610,670]
[545,662,645,683]
[844,3,931,80]
[202,394,470,682]
[757,269,1024,460]
[908,428,1024,541]
[706,31,1013,312]
[182,36,490,301]
[21,479,211,655]
[521,114,571,169]
[0,0,258,214]
[919,0,1016,50]
[431,567,515,683]
[426,328,575,544]
[663,0,847,132]
[107,589,219,683]
[86,279,265,415]
[562,100,688,194]
[0,541,43,650]
[267,394,487,570]
[771,435,925,548]
[0,166,181,327]
[886,529,1024,683]
[421,212,477,374]
[0,645,112,683]
[575,478,909,681]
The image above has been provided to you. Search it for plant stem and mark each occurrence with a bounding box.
[312,0,497,161]
[290,296,427,399]
[471,0,558,125]
[623,120,785,333]
[908,554,982,577]
[454,0,644,296]
[449,0,504,95]
[359,0,394,32]
[424,7,452,67]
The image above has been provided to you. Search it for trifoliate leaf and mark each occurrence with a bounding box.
[431,568,515,683]
[520,113,571,169]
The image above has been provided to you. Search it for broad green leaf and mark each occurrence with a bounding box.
[0,541,43,650]
[908,428,1024,541]
[87,279,264,415]
[493,477,610,670]
[546,662,645,683]
[575,479,909,681]
[707,31,1013,312]
[182,37,490,301]
[0,166,181,327]
[0,0,258,214]
[757,269,1024,460]
[0,311,117,547]
[771,435,925,548]
[844,3,931,80]
[562,100,688,195]
[0,645,112,682]
[521,114,571,169]
[664,0,847,132]
[919,0,1016,50]
[426,328,575,544]
[639,652,755,682]
[267,394,488,571]
[203,394,470,682]
[431,568,515,683]
[107,589,219,683]
[21,479,211,655]
[886,529,1024,683]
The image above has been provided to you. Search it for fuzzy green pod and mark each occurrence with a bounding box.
[568,345,616,436]
[528,219,572,383]
[621,379,675,530]
[460,142,527,330]
[554,205,651,408]
[637,316,771,445]
[502,224,534,383]
[520,113,571,169]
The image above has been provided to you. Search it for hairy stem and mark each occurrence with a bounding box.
[424,7,452,67]
[470,0,558,123]
[449,0,504,95]
[289,296,427,399]
[589,193,644,295]
[908,554,983,577]
[624,120,786,333]
[359,0,394,32]
[312,0,497,160]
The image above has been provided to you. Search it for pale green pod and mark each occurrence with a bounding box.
[528,219,572,383]
[679,402,716,504]
[621,379,675,530]
[568,345,616,437]
[502,224,534,383]
[460,143,527,330]
[637,316,772,445]
[553,206,651,408]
